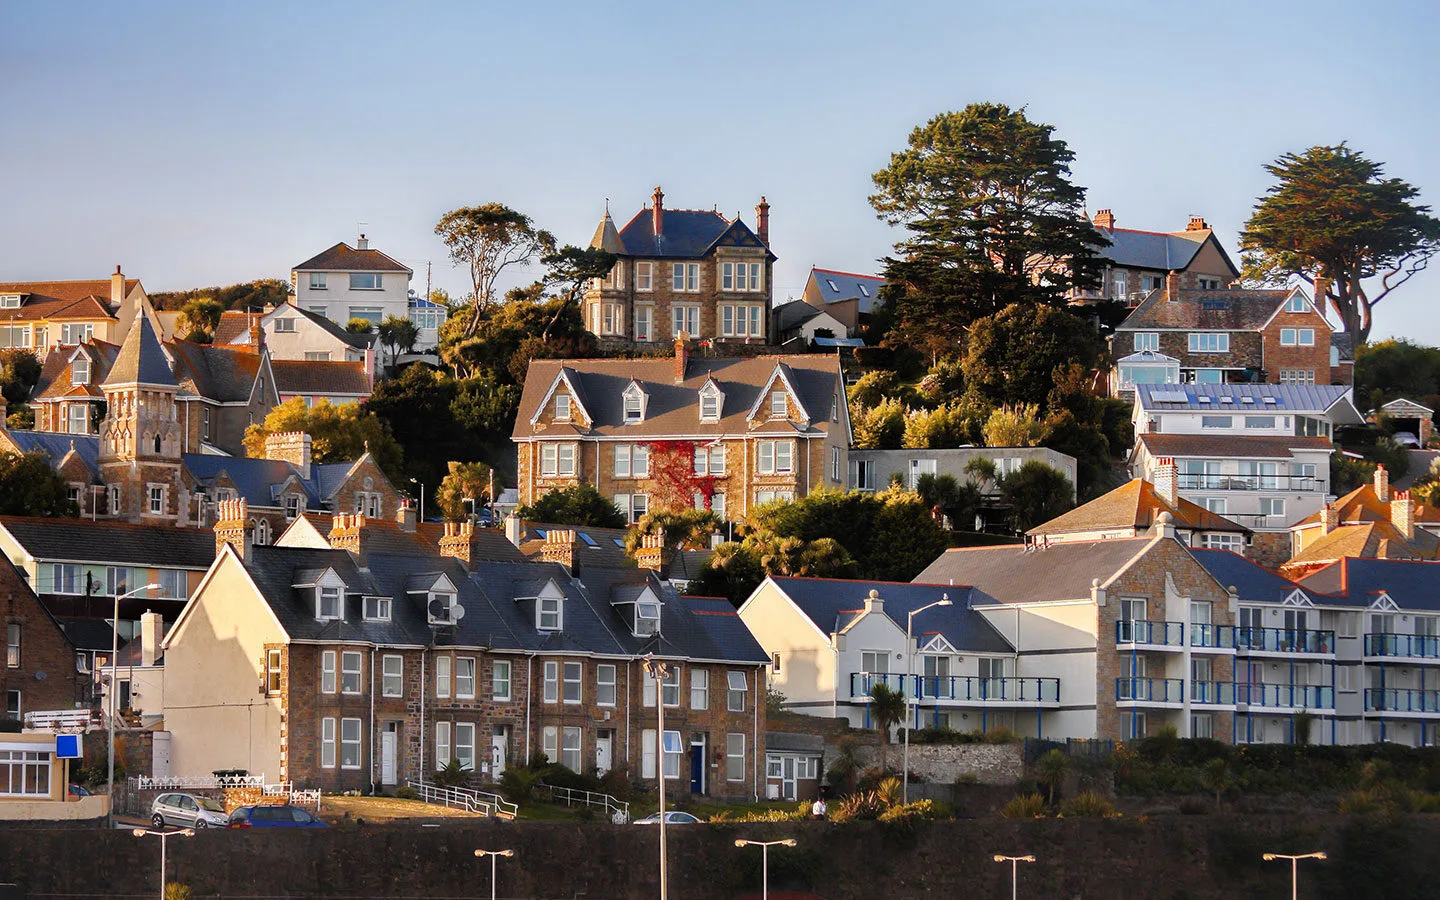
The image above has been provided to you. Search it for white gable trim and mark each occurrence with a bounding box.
[746,364,812,423]
[1259,287,1335,331]
[920,634,957,654]
[528,368,593,426]
[1370,593,1400,611]
[735,577,834,644]
[1282,590,1314,608]
[163,543,290,648]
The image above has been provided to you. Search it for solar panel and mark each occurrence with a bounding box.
[1150,390,1188,403]
[613,538,625,548]
[535,529,548,539]
[579,532,598,548]
[1198,397,1212,404]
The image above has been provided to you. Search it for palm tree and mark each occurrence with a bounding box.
[1200,757,1230,813]
[1036,748,1068,806]
[868,682,906,772]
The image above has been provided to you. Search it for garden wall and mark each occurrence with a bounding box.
[855,741,1024,785]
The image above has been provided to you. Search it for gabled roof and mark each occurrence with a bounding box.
[913,539,1158,606]
[271,359,372,397]
[0,278,137,304]
[292,242,412,274]
[1297,557,1440,611]
[33,340,119,402]
[1134,384,1362,423]
[2,430,102,477]
[1189,548,1305,604]
[1293,479,1440,529]
[805,268,886,314]
[765,577,1012,654]
[510,521,714,581]
[1137,433,1335,460]
[0,515,216,569]
[1284,521,1440,570]
[55,616,120,651]
[614,207,773,260]
[103,314,175,388]
[1093,227,1230,274]
[1118,288,1301,332]
[167,340,265,402]
[286,305,376,350]
[774,300,824,332]
[1028,479,1250,537]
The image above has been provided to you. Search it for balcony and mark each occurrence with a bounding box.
[1190,624,1237,650]
[1176,474,1323,493]
[1365,689,1440,714]
[1365,633,1440,660]
[1235,627,1335,655]
[848,673,1060,705]
[1190,681,1236,705]
[1235,683,1334,710]
[1115,677,1185,704]
[1116,620,1185,648]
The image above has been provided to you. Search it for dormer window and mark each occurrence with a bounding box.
[363,595,391,622]
[769,391,787,419]
[555,393,571,420]
[699,383,723,422]
[1286,293,1308,313]
[317,586,341,620]
[71,356,89,385]
[0,295,21,309]
[636,600,661,637]
[538,594,562,631]
[429,590,457,624]
[623,384,646,424]
[284,495,301,520]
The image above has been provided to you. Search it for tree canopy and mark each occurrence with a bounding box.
[243,398,404,483]
[436,460,496,521]
[870,103,1108,357]
[962,303,1107,412]
[0,450,77,517]
[149,279,291,312]
[377,315,419,360]
[434,204,555,346]
[1241,144,1440,345]
[179,298,224,343]
[0,349,42,411]
[515,484,626,529]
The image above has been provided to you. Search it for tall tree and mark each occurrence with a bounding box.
[377,315,420,360]
[962,303,1107,411]
[436,460,496,521]
[539,245,617,343]
[515,483,626,528]
[0,450,78,517]
[1241,144,1440,345]
[870,103,1108,356]
[179,298,224,343]
[243,397,405,483]
[434,204,555,341]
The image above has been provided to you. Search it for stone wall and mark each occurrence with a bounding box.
[854,741,1024,785]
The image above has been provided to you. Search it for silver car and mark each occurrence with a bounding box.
[150,792,228,829]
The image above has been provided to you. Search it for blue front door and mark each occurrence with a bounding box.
[690,743,704,794]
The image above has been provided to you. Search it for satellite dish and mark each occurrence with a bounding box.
[451,604,465,621]
[428,599,449,621]
[34,671,45,681]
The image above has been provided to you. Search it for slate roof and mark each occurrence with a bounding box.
[914,539,1158,606]
[103,314,175,387]
[806,268,886,314]
[55,616,120,651]
[1028,478,1249,537]
[34,341,120,402]
[614,208,773,260]
[515,354,844,440]
[774,300,823,332]
[511,521,714,581]
[182,454,366,509]
[1137,433,1336,460]
[1118,288,1295,331]
[2,431,102,477]
[289,305,376,350]
[1292,479,1440,529]
[1134,384,1362,422]
[765,576,1013,653]
[414,522,528,564]
[1332,332,1356,363]
[292,242,412,274]
[167,340,263,402]
[1189,548,1306,603]
[1297,557,1440,611]
[1094,228,1211,272]
[271,359,371,397]
[0,515,216,569]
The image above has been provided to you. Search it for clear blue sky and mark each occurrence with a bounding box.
[4,0,1437,343]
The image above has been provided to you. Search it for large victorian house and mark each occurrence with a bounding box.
[583,188,775,346]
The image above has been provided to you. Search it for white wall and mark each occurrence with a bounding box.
[737,581,836,712]
[293,271,409,329]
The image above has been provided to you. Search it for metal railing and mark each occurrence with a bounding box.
[1235,684,1334,709]
[848,673,1060,704]
[406,780,518,819]
[1365,633,1440,659]
[1176,474,1321,492]
[1116,620,1185,646]
[1115,678,1185,703]
[1190,624,1237,649]
[1190,681,1236,704]
[535,781,629,823]
[1366,689,1440,713]
[136,774,266,790]
[1235,627,1335,654]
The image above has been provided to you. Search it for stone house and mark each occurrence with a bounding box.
[162,508,770,799]
[0,267,152,356]
[582,187,775,346]
[1075,211,1240,307]
[0,554,86,722]
[512,340,851,522]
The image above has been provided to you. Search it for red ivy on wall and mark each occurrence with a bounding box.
[646,440,717,512]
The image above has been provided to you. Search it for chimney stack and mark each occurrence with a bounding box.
[214,498,252,561]
[357,233,369,251]
[634,531,671,572]
[651,186,664,237]
[140,611,162,668]
[439,520,476,567]
[396,499,417,533]
[674,334,689,382]
[863,589,884,615]
[1311,275,1331,311]
[111,266,125,305]
[504,513,523,548]
[1166,271,1180,302]
[1320,503,1339,534]
[1093,209,1115,230]
[1186,216,1209,231]
[263,431,312,480]
[1155,510,1177,541]
[328,512,367,557]
[1374,464,1391,502]
[1392,490,1415,540]
[755,196,770,246]
[1153,458,1178,506]
[541,528,581,575]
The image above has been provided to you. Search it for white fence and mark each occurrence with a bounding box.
[136,774,266,790]
[23,709,100,730]
[406,780,517,819]
[535,781,629,823]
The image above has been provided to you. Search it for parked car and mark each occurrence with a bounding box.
[1394,431,1422,448]
[67,784,91,797]
[227,804,328,828]
[633,811,703,825]
[151,793,229,829]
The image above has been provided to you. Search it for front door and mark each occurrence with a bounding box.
[491,726,508,778]
[782,757,796,801]
[596,731,613,776]
[689,739,705,794]
[381,723,398,785]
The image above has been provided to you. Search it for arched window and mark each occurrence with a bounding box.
[153,433,162,454]
[252,518,271,546]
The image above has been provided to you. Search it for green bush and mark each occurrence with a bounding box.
[1000,793,1048,819]
[1059,790,1118,818]
[498,766,542,803]
[431,759,470,789]
[831,790,888,822]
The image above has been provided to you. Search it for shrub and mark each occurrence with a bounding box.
[1060,790,1118,818]
[832,790,888,822]
[165,885,193,900]
[498,767,542,803]
[1000,793,1048,819]
[879,798,951,823]
[983,726,1022,744]
[394,786,419,801]
[717,804,809,823]
[431,759,470,789]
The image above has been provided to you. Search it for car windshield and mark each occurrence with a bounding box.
[198,798,225,812]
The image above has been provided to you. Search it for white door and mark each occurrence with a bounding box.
[596,733,612,776]
[151,731,171,778]
[782,757,796,801]
[491,727,508,778]
[381,725,397,785]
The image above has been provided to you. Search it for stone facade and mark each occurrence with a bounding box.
[1260,304,1333,385]
[0,558,87,718]
[854,741,1023,786]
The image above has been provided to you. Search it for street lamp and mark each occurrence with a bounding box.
[108,583,160,828]
[992,854,1035,900]
[474,849,515,900]
[133,828,193,900]
[642,655,677,900]
[409,478,425,522]
[1263,851,1326,900]
[735,838,797,900]
[904,594,952,804]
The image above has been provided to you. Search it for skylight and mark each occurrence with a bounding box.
[1241,397,1255,404]
[612,538,625,548]
[536,529,548,539]
[858,285,870,297]
[826,279,838,292]
[1198,397,1212,404]
[1220,397,1234,404]
[579,532,598,548]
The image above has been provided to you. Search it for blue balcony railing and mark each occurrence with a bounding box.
[1234,627,1335,654]
[1191,624,1237,650]
[1115,678,1185,703]
[1366,689,1440,713]
[849,673,1059,704]
[1116,620,1185,647]
[1365,633,1440,659]
[1190,681,1236,704]
[1235,683,1335,709]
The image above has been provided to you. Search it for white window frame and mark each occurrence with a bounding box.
[636,262,653,292]
[671,262,700,292]
[340,717,362,769]
[554,393,571,420]
[348,273,382,291]
[597,663,617,706]
[563,661,583,704]
[691,668,709,710]
[435,655,451,699]
[364,595,391,622]
[492,660,512,701]
[562,726,583,772]
[341,651,362,694]
[769,391,787,419]
[757,440,794,475]
[309,273,327,290]
[540,443,576,477]
[455,722,476,771]
[1133,332,1160,352]
[671,305,700,337]
[699,389,720,421]
[435,721,451,768]
[320,718,336,768]
[317,585,341,620]
[266,649,282,695]
[321,651,337,694]
[1188,333,1230,353]
[543,660,559,703]
[634,305,653,341]
[381,655,403,697]
[538,594,562,631]
[726,733,745,782]
[542,726,558,764]
[455,657,476,699]
[727,670,748,712]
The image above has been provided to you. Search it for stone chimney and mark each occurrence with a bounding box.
[674,334,689,383]
[1093,209,1115,230]
[1320,503,1339,534]
[246,312,262,352]
[504,513,523,548]
[1312,275,1331,310]
[140,611,162,668]
[1153,458,1178,506]
[1186,216,1209,232]
[541,528,581,574]
[634,532,670,572]
[1392,489,1415,540]
[755,196,770,246]
[264,431,312,480]
[1166,271,1180,302]
[863,588,884,615]
[357,233,369,251]
[214,498,252,560]
[396,499,417,533]
[328,512,366,557]
[111,265,126,305]
[439,520,476,566]
[651,186,664,237]
[1155,510,1177,541]
[1374,464,1390,502]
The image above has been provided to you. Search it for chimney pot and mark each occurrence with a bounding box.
[755,196,770,246]
[1374,464,1391,502]
[1093,209,1115,230]
[1392,489,1415,540]
[1186,216,1209,231]
[1153,458,1178,506]
[651,186,665,236]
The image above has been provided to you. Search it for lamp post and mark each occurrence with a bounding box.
[992,854,1035,900]
[642,655,676,900]
[108,583,160,828]
[474,848,515,900]
[735,838,796,900]
[409,478,425,522]
[133,828,193,900]
[904,595,952,804]
[1263,851,1326,900]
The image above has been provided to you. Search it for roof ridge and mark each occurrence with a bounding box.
[811,267,884,280]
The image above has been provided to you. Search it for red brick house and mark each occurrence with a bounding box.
[0,554,85,723]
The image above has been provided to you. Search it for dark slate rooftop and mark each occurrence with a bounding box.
[806,268,885,314]
[1118,288,1296,332]
[615,208,771,260]
[0,515,217,569]
[55,616,121,651]
[914,540,1156,606]
[292,304,376,350]
[1297,557,1440,611]
[104,314,176,388]
[3,431,101,477]
[182,455,362,509]
[1095,228,1208,272]
[1189,549,1307,604]
[765,577,1013,654]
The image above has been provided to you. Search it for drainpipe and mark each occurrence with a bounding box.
[419,651,426,783]
[369,648,376,789]
[525,653,534,763]
[626,658,633,772]
[752,667,759,802]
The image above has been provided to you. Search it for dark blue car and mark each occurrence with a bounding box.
[226,804,328,828]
